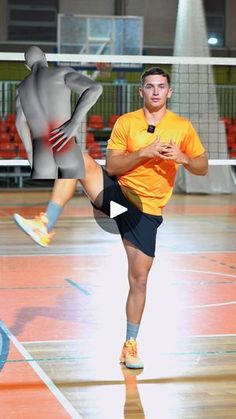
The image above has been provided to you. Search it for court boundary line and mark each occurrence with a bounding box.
[185,301,236,309]
[1,250,236,258]
[21,333,236,346]
[22,339,86,344]
[0,321,82,419]
[174,269,236,278]
[186,333,236,338]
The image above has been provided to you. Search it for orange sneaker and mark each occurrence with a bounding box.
[13,213,55,247]
[120,338,144,369]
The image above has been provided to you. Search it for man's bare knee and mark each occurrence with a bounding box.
[129,271,148,294]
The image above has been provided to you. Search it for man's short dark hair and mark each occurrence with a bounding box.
[140,66,171,86]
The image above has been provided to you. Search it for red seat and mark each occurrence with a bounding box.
[108,114,120,128]
[9,123,17,135]
[88,115,104,129]
[221,117,232,125]
[13,133,21,144]
[227,134,236,146]
[0,123,9,133]
[86,131,103,158]
[5,114,16,123]
[227,125,236,135]
[0,143,17,159]
[0,132,11,142]
[88,144,103,159]
[18,143,27,158]
[86,132,96,147]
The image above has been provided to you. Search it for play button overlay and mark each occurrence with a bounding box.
[110,201,127,218]
[92,184,142,235]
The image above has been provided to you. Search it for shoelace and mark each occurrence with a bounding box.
[32,213,50,239]
[35,212,48,225]
[126,343,137,358]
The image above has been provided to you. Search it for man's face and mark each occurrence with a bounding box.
[139,74,172,110]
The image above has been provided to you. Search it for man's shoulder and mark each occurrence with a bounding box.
[17,75,31,91]
[48,66,75,77]
[167,110,191,126]
[117,109,143,124]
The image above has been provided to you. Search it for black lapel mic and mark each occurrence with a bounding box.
[147,125,155,133]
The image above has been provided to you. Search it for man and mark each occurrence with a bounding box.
[14,67,208,368]
[16,46,103,178]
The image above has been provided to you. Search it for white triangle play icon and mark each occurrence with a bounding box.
[110,201,128,218]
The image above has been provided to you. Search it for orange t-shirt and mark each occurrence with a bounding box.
[107,108,205,215]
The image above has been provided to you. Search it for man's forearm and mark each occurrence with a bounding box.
[183,154,208,176]
[106,150,147,176]
[71,84,103,124]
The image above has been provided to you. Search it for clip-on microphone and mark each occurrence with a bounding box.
[147,125,155,133]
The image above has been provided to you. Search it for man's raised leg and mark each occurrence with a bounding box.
[14,153,104,246]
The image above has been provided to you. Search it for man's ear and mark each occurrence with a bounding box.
[139,87,143,98]
[167,88,173,99]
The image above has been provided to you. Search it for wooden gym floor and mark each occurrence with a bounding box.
[0,189,236,418]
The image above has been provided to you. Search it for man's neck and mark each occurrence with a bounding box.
[143,106,168,126]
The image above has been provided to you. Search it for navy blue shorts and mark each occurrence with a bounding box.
[93,169,163,257]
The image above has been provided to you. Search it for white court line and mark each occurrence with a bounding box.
[187,333,236,338]
[0,252,107,257]
[0,321,82,419]
[175,269,236,309]
[159,250,236,254]
[174,269,236,278]
[22,339,82,345]
[22,334,236,346]
[185,301,236,309]
[72,267,98,271]
[1,250,236,258]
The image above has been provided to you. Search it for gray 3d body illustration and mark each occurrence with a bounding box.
[15,46,103,179]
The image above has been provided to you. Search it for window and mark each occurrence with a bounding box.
[8,0,59,42]
[203,0,226,47]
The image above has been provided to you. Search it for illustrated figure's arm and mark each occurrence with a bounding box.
[15,92,33,167]
[50,72,103,151]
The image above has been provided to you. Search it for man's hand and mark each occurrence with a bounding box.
[160,140,189,164]
[49,120,79,151]
[139,136,169,159]
[161,141,208,175]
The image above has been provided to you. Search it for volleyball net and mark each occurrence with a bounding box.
[0,53,236,187]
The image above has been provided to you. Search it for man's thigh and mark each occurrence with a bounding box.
[79,152,104,205]
[123,239,154,276]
